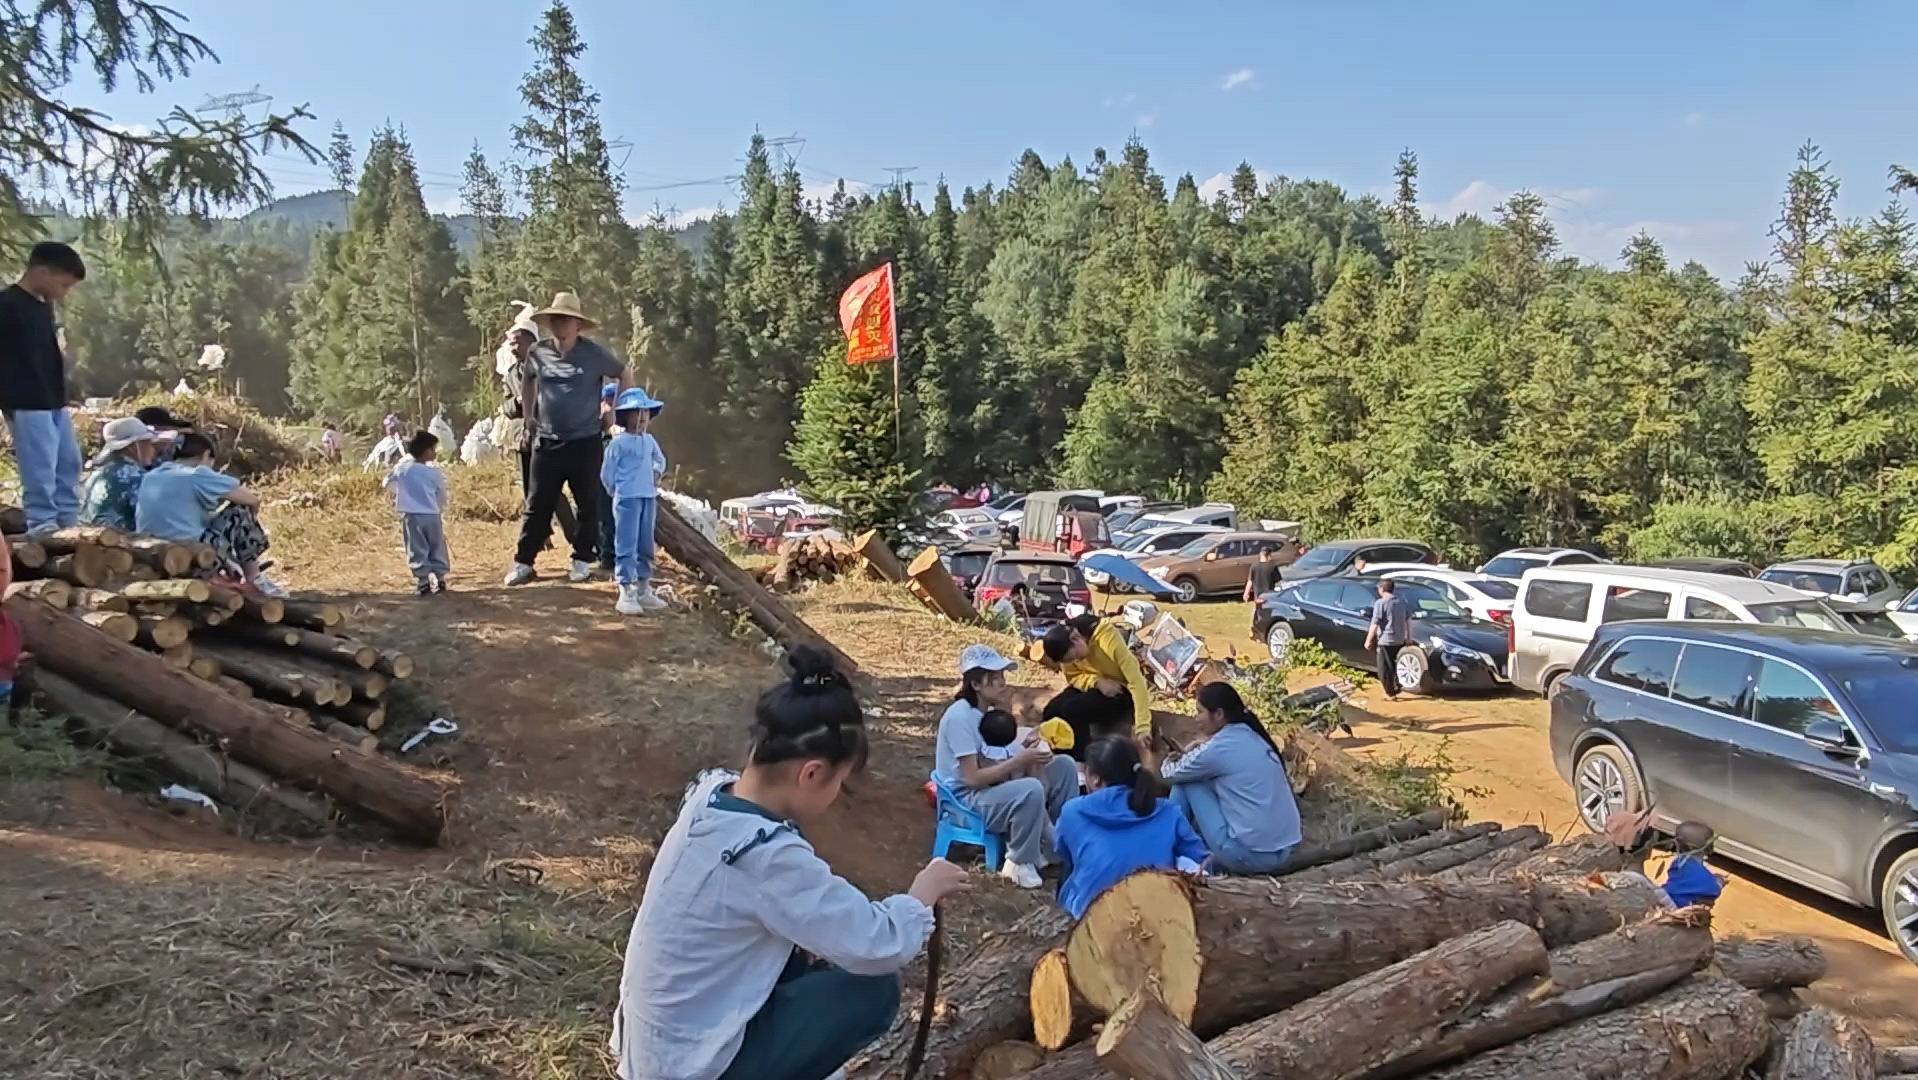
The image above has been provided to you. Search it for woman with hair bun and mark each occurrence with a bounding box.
[611,646,971,1080]
[1160,681,1300,875]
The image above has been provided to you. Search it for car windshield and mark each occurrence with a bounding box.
[1468,578,1520,600]
[1759,568,1843,594]
[1107,510,1143,532]
[1173,535,1222,558]
[1481,555,1546,578]
[1747,600,1848,633]
[1841,671,1918,753]
[987,493,1022,511]
[1292,545,1356,572]
[1114,531,1158,552]
[1842,609,1907,639]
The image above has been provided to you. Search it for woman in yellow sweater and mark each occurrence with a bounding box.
[1038,614,1153,759]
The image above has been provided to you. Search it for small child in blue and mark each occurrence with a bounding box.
[1660,821,1722,909]
[383,430,450,595]
[601,387,669,615]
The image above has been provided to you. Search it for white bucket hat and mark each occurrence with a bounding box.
[97,416,157,457]
[957,643,1018,676]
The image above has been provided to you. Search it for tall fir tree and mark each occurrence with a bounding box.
[789,347,919,536]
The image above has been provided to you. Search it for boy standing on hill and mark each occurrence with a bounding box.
[600,388,668,615]
[384,430,450,595]
[0,242,87,535]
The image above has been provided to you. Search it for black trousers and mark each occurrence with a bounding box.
[1376,645,1403,697]
[517,446,577,548]
[515,436,603,566]
[1043,687,1135,761]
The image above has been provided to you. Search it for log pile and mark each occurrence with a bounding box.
[4,511,450,842]
[849,820,1859,1080]
[768,533,859,591]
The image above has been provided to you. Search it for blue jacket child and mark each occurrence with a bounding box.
[600,387,668,616]
[1053,736,1208,918]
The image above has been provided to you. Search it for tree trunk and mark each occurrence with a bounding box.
[223,624,378,668]
[6,579,70,608]
[280,599,344,633]
[1448,832,1623,882]
[102,547,133,575]
[1713,936,1827,991]
[216,623,303,649]
[79,610,137,642]
[1419,976,1770,1080]
[185,640,350,708]
[1189,921,1548,1080]
[68,587,127,613]
[854,529,909,584]
[26,669,333,833]
[9,538,46,571]
[1282,822,1501,884]
[36,525,124,553]
[45,545,108,587]
[239,594,286,625]
[215,675,254,700]
[845,906,1073,1080]
[1097,989,1245,1080]
[656,505,860,675]
[8,601,451,839]
[1370,826,1546,880]
[326,699,387,732]
[133,615,192,651]
[318,718,379,754]
[1764,1008,1874,1080]
[1033,948,1100,1051]
[1354,907,1718,1080]
[1882,1048,1918,1075]
[907,545,983,622]
[974,1042,1049,1080]
[125,536,194,577]
[1276,810,1453,876]
[1062,870,1662,1040]
[120,578,213,605]
[205,583,247,613]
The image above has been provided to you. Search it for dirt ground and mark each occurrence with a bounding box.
[1174,598,1918,1042]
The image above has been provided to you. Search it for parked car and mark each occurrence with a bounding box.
[1381,569,1520,626]
[1759,558,1903,607]
[940,543,1000,601]
[1139,531,1304,603]
[1080,525,1226,590]
[1253,576,1509,693]
[1549,621,1918,963]
[1889,588,1918,638]
[1106,502,1183,535]
[934,507,1002,545]
[1509,566,1852,697]
[1278,539,1440,583]
[1016,491,1108,554]
[1647,557,1760,578]
[985,492,1026,520]
[975,551,1093,622]
[1129,503,1240,534]
[1352,561,1455,578]
[1827,596,1916,641]
[1478,546,1607,581]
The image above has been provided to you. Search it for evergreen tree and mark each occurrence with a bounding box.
[327,124,357,193]
[789,347,919,537]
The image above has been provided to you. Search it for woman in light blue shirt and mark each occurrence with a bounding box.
[134,431,287,597]
[1160,681,1300,874]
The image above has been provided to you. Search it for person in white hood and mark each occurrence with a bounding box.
[611,645,971,1080]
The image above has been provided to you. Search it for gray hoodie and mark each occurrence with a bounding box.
[611,770,935,1080]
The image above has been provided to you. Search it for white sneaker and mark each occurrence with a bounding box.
[999,861,1043,889]
[503,563,536,586]
[249,573,290,599]
[568,559,594,583]
[634,584,668,611]
[615,583,644,616]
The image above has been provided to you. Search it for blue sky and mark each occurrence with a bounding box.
[69,0,1918,278]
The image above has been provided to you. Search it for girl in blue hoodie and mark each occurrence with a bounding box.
[1053,736,1209,918]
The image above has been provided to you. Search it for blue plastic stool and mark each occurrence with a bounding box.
[929,775,1006,871]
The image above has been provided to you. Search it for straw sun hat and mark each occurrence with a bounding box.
[533,291,597,330]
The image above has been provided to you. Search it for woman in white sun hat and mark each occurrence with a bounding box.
[79,416,159,531]
[932,643,1082,888]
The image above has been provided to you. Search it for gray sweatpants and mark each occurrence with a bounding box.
[402,512,450,581]
[960,755,1081,868]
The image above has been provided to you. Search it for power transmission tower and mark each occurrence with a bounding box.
[195,85,271,118]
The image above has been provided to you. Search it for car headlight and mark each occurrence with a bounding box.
[1438,642,1495,667]
[1149,567,1170,580]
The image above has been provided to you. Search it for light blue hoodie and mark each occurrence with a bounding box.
[1053,785,1209,918]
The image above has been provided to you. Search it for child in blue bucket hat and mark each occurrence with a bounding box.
[601,387,669,615]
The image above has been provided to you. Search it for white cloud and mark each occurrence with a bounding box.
[1136,111,1157,130]
[1103,92,1137,108]
[1683,111,1706,127]
[1220,68,1255,91]
[1427,180,1600,221]
[1197,168,1275,202]
[1425,179,1753,276]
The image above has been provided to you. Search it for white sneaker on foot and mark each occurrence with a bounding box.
[568,559,594,583]
[634,584,668,611]
[999,861,1043,889]
[503,563,536,586]
[615,583,644,616]
[249,573,290,599]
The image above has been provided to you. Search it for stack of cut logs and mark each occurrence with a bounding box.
[847,815,1879,1080]
[767,533,859,591]
[5,515,453,843]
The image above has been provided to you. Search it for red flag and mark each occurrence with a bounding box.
[839,264,897,365]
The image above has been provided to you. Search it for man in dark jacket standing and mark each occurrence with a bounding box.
[0,242,86,535]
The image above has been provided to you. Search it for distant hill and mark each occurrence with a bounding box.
[239,189,709,260]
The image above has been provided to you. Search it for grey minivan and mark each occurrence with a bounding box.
[1550,621,1918,964]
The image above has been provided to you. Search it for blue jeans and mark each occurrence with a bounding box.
[7,408,81,531]
[717,951,901,1080]
[1171,782,1292,875]
[613,495,657,586]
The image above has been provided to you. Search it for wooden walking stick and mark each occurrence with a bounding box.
[902,906,945,1080]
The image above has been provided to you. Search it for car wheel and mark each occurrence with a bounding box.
[1111,581,1133,595]
[1573,743,1645,835]
[1171,577,1200,604]
[1395,646,1434,695]
[1543,669,1570,699]
[1880,847,1918,965]
[1266,622,1294,662]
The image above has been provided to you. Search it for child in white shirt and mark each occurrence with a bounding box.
[600,387,669,615]
[383,430,449,595]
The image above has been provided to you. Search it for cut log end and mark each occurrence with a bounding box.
[1031,949,1079,1051]
[1096,988,1244,1080]
[1066,871,1202,1024]
[79,610,138,642]
[1768,1007,1874,1080]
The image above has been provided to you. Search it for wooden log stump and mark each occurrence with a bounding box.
[125,536,195,577]
[224,624,377,667]
[1033,948,1099,1051]
[239,594,285,625]
[8,538,46,571]
[907,545,983,622]
[27,670,332,832]
[190,640,350,707]
[159,645,194,670]
[102,547,134,575]
[1713,935,1827,991]
[853,529,909,584]
[187,653,221,681]
[78,610,137,642]
[5,579,70,609]
[69,587,127,613]
[1283,822,1501,884]
[318,718,379,754]
[0,505,24,534]
[45,545,108,587]
[279,598,343,634]
[372,649,414,679]
[125,563,160,582]
[1765,1008,1874,1079]
[1097,988,1244,1080]
[217,624,302,648]
[324,700,386,733]
[215,675,254,700]
[205,582,246,613]
[36,525,124,553]
[121,578,213,605]
[133,614,192,651]
[7,597,449,841]
[1422,975,1770,1080]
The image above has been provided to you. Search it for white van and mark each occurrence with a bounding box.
[1132,503,1239,532]
[1509,565,1850,695]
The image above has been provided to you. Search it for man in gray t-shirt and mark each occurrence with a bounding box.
[506,292,628,584]
[1365,578,1414,699]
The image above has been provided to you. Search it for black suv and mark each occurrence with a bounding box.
[1277,539,1439,584]
[1550,621,1918,964]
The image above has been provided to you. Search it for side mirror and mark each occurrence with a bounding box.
[1803,719,1858,756]
[1203,552,1218,562]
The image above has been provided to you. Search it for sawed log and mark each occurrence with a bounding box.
[1712,935,1827,991]
[1766,1008,1875,1080]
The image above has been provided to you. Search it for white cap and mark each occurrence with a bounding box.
[957,643,1017,676]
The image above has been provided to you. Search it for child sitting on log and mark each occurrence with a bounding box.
[1604,809,1724,909]
[611,646,970,1080]
[1053,735,1209,918]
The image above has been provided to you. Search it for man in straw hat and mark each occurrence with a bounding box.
[504,291,631,586]
[497,304,577,548]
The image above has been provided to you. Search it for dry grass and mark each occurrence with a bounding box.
[74,391,313,477]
